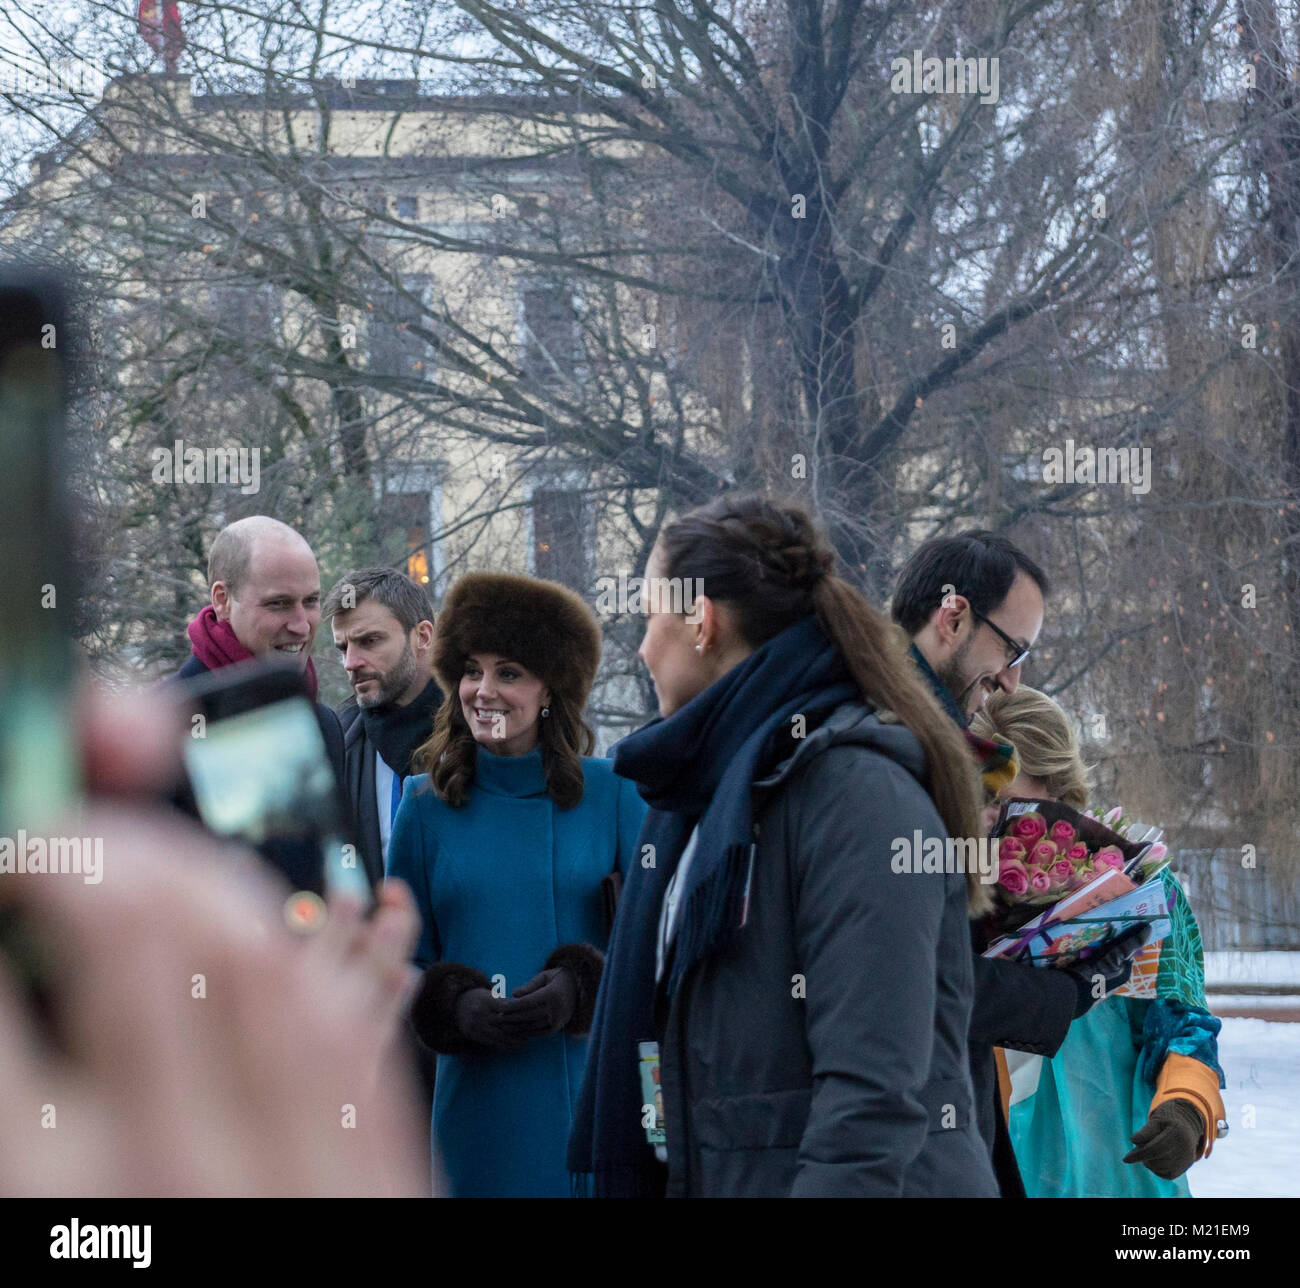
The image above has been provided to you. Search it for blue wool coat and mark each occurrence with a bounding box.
[387,746,646,1198]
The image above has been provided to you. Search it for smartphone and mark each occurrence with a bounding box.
[0,271,79,829]
[178,660,371,917]
[0,270,81,1032]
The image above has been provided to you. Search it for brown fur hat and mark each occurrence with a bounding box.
[433,572,602,706]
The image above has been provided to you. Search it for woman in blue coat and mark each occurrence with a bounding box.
[387,572,645,1197]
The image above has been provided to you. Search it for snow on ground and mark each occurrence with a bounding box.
[1190,1018,1300,1198]
[1203,951,1300,988]
[1205,994,1300,1012]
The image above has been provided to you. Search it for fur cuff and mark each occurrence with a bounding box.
[544,943,605,1036]
[410,961,492,1055]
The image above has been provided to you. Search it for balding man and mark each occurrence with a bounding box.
[173,514,345,787]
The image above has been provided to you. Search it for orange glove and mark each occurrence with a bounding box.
[1146,1052,1226,1160]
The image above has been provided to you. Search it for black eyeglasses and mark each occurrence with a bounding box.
[971,608,1031,669]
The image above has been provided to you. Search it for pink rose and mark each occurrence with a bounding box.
[1029,839,1059,867]
[1028,869,1051,894]
[1049,819,1077,847]
[1064,842,1090,865]
[1049,859,1075,885]
[997,836,1028,865]
[1094,845,1125,872]
[1146,843,1168,863]
[1011,812,1048,844]
[997,861,1029,896]
[1067,872,1093,892]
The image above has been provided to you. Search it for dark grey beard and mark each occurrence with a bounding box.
[357,643,418,709]
[934,637,980,721]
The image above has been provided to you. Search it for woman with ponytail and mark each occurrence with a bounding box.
[567,495,1000,1197]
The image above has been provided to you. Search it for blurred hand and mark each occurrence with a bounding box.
[0,684,428,1196]
[0,804,426,1196]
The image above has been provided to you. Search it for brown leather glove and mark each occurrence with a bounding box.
[1123,1098,1204,1179]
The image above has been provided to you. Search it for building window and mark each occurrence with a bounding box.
[370,277,433,380]
[386,491,431,585]
[379,469,442,591]
[520,278,581,386]
[531,487,590,592]
[395,195,419,220]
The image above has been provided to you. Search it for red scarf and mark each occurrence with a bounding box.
[186,605,319,701]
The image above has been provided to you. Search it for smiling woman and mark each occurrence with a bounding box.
[385,571,646,1198]
[458,653,548,758]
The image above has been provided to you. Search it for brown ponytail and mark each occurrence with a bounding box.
[659,495,988,914]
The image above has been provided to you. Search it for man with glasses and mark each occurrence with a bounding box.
[892,529,1042,725]
[891,530,1143,1198]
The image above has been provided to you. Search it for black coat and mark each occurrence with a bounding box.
[656,703,999,1197]
[168,654,350,894]
[968,930,1077,1197]
[172,653,346,781]
[338,701,384,888]
[336,682,442,887]
[336,694,445,1124]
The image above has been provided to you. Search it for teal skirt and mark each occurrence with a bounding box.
[1008,997,1189,1198]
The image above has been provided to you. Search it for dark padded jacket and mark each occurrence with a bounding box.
[968,928,1077,1197]
[656,702,999,1198]
[337,701,384,888]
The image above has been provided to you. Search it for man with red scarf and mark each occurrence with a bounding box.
[172,514,346,818]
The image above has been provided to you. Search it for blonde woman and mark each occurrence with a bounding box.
[972,687,1226,1197]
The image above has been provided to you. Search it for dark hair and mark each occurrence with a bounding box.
[421,684,594,811]
[416,572,601,810]
[322,566,434,634]
[889,530,1050,637]
[657,494,988,913]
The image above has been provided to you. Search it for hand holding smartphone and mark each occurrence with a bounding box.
[177,660,372,920]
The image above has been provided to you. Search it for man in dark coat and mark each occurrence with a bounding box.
[891,529,1141,1197]
[324,566,443,1133]
[168,517,349,897]
[170,515,345,778]
[322,567,441,886]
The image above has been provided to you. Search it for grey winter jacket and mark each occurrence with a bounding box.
[656,701,1000,1197]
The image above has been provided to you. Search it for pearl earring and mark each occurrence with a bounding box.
[541,707,550,718]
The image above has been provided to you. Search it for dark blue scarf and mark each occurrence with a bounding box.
[566,615,856,1195]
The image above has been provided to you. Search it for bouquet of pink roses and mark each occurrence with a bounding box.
[991,798,1158,935]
